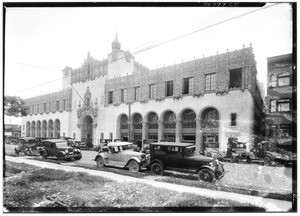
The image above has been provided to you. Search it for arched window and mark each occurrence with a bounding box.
[202,108,219,128]
[163,111,176,128]
[148,112,158,129]
[181,110,196,128]
[133,114,142,129]
[120,115,128,129]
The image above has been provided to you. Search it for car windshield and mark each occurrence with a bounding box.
[184,146,195,157]
[55,141,69,148]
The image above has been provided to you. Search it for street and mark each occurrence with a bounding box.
[4,143,293,195]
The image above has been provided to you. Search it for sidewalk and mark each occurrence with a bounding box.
[5,156,292,212]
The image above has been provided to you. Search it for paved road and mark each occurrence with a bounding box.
[5,144,293,195]
[5,155,292,211]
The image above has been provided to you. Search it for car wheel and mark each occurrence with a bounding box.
[263,156,272,166]
[41,151,47,159]
[96,156,105,168]
[230,156,236,163]
[198,168,216,183]
[57,153,65,161]
[75,154,82,160]
[151,163,164,176]
[246,157,252,164]
[128,160,140,173]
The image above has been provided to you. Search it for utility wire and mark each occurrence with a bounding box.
[6,3,279,96]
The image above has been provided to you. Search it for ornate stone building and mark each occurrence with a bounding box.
[22,35,264,153]
[265,53,296,152]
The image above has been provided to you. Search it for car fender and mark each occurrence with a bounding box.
[150,159,164,168]
[39,149,48,156]
[125,157,141,166]
[95,153,108,161]
[196,165,215,174]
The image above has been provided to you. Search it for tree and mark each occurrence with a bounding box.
[4,96,29,117]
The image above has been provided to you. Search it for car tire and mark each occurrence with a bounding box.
[246,157,252,164]
[128,160,140,173]
[151,163,164,176]
[75,154,82,160]
[41,151,47,159]
[263,156,272,166]
[198,168,216,183]
[96,156,105,168]
[57,153,65,161]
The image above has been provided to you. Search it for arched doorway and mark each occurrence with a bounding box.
[147,112,158,140]
[48,120,53,138]
[54,119,61,138]
[81,115,93,140]
[42,120,47,138]
[120,114,129,141]
[201,107,219,149]
[36,121,41,137]
[26,121,30,137]
[162,110,176,142]
[181,109,196,141]
[31,121,36,137]
[132,113,143,141]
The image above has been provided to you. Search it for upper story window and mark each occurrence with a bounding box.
[32,105,34,113]
[121,89,127,102]
[182,77,193,94]
[49,102,51,111]
[231,113,237,126]
[269,72,291,87]
[270,99,291,112]
[149,84,156,99]
[63,99,66,110]
[134,86,140,100]
[37,104,40,113]
[278,73,290,86]
[277,99,290,112]
[229,68,242,89]
[43,103,47,112]
[270,75,277,87]
[165,80,174,97]
[205,73,215,91]
[108,91,113,104]
[56,100,60,111]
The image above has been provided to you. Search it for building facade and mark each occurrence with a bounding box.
[5,124,21,137]
[265,53,296,152]
[22,35,264,153]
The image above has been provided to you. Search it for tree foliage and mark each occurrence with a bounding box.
[4,96,29,117]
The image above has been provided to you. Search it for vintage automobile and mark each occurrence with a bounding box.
[60,137,76,147]
[94,142,149,172]
[77,138,93,150]
[265,146,297,166]
[226,139,251,163]
[148,142,225,183]
[38,139,82,161]
[14,137,38,156]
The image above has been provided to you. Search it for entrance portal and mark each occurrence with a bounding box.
[81,115,93,140]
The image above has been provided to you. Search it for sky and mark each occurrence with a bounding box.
[4,2,293,124]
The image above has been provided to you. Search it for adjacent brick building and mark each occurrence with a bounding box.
[22,35,264,153]
[265,53,296,152]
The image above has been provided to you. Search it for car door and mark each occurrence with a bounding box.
[166,146,184,169]
[107,146,121,166]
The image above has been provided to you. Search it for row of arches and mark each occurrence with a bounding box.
[26,119,61,138]
[117,107,219,146]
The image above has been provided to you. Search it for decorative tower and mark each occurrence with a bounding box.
[62,66,72,89]
[107,33,134,79]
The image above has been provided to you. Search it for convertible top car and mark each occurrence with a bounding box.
[94,141,148,172]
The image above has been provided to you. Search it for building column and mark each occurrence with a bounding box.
[196,118,202,155]
[157,120,163,141]
[176,119,181,142]
[142,121,147,140]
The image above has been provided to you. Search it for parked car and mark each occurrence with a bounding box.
[38,139,82,161]
[14,137,38,156]
[265,146,297,166]
[94,142,149,172]
[93,139,112,152]
[60,137,75,147]
[78,138,93,150]
[148,142,225,183]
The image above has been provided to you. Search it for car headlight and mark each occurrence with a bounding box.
[209,162,214,167]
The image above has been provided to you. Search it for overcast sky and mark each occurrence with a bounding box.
[4,3,293,124]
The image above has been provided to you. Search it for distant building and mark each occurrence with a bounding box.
[22,35,264,152]
[265,53,296,152]
[5,124,21,137]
